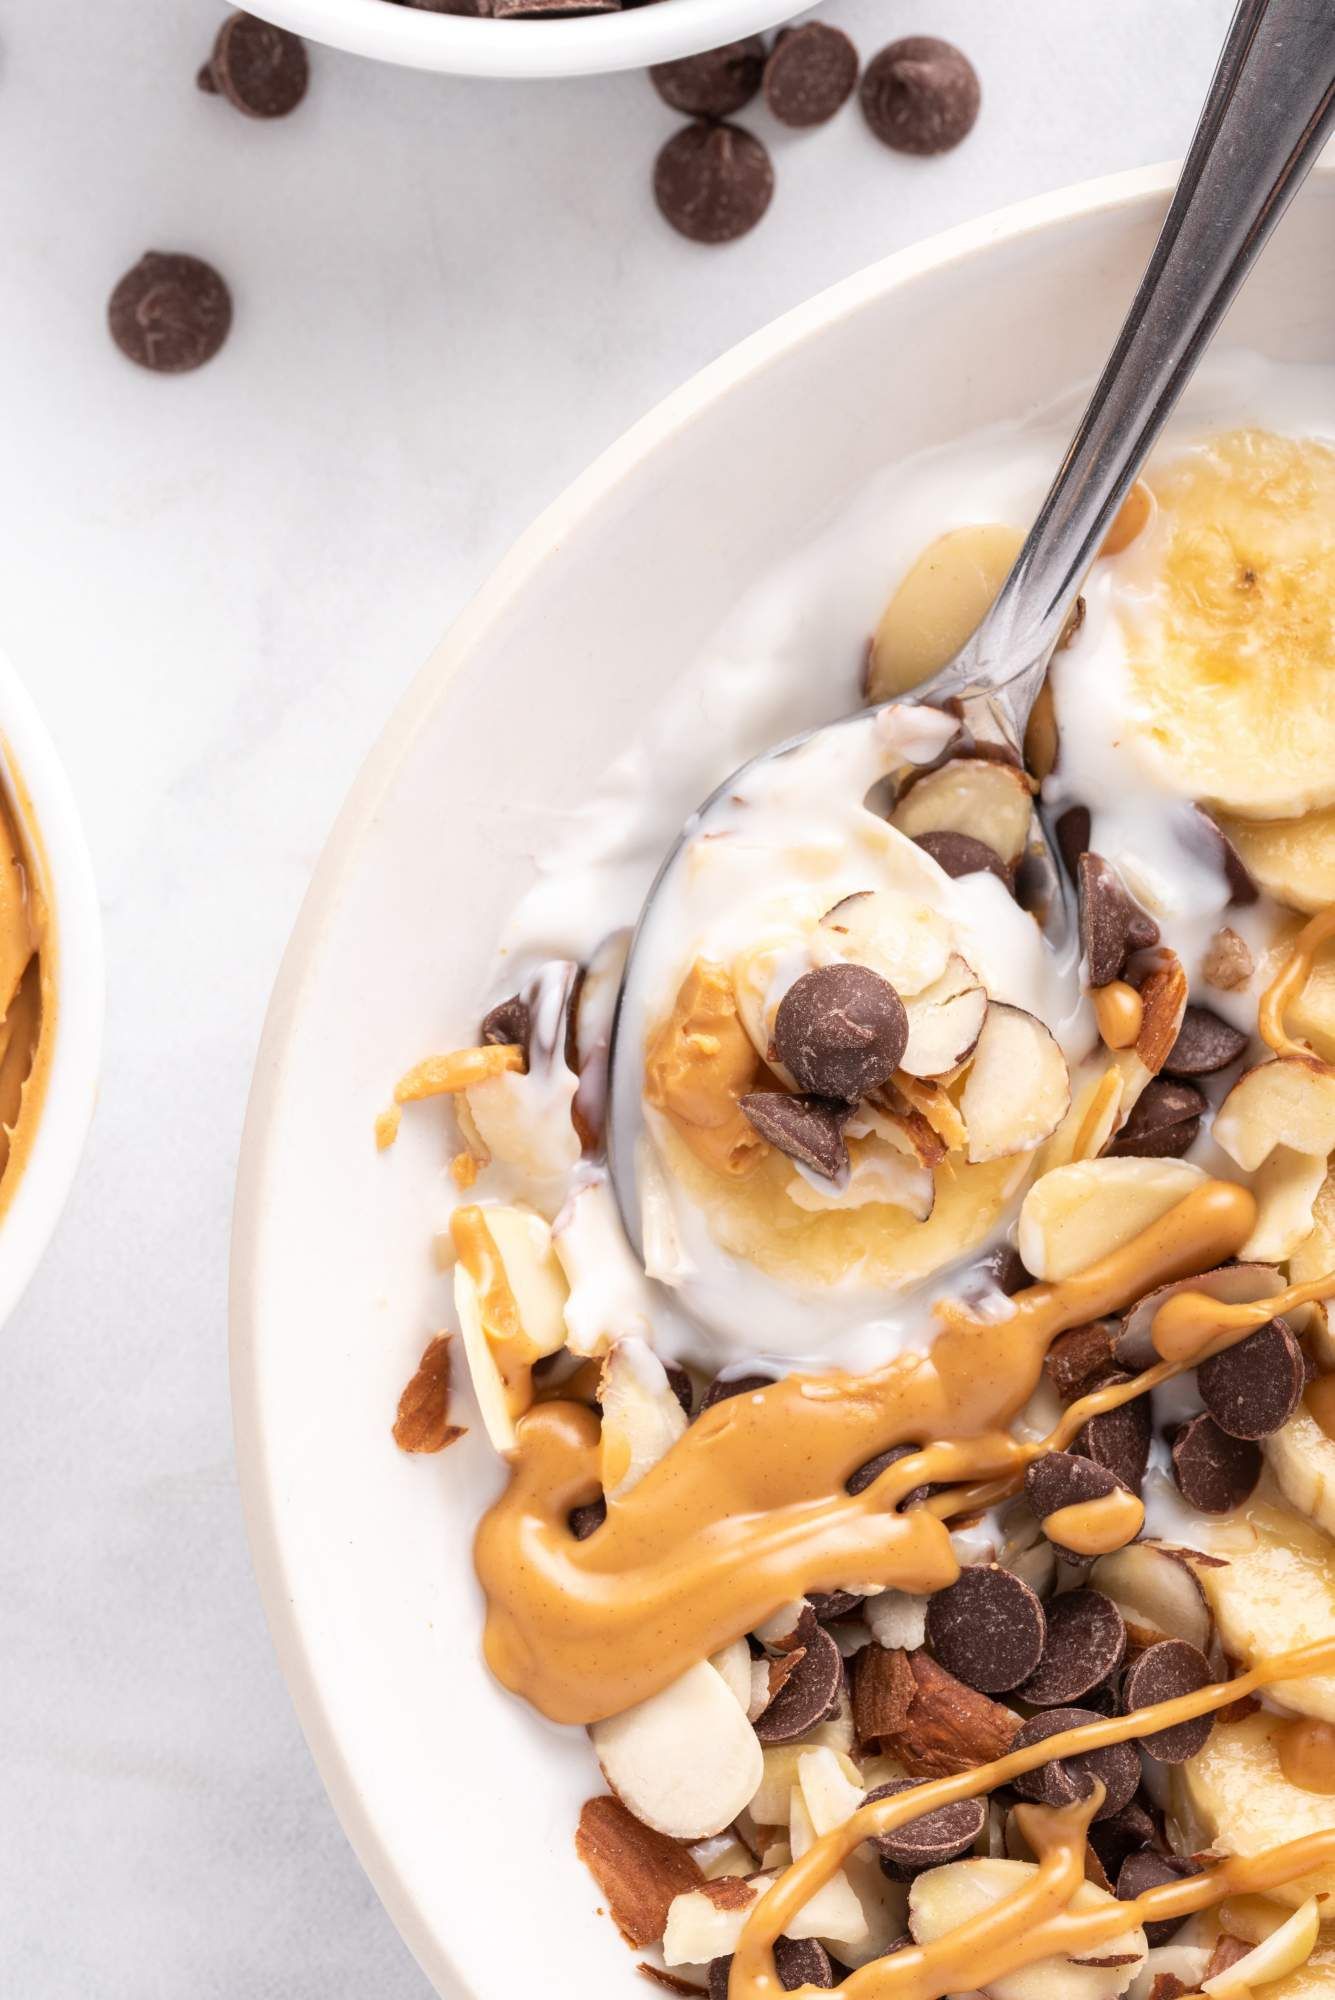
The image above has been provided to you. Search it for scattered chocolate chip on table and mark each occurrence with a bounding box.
[861,34,981,154]
[650,36,766,118]
[763,22,859,129]
[107,252,233,374]
[198,11,309,118]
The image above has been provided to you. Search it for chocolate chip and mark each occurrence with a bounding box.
[1115,1850,1202,1945]
[844,1443,936,1512]
[1078,854,1161,987]
[740,1091,851,1179]
[1020,1589,1127,1707]
[911,831,1012,886]
[1073,1379,1151,1492]
[925,1565,1046,1694]
[1183,808,1259,908]
[1105,1077,1206,1159]
[1056,805,1092,882]
[864,1778,985,1876]
[754,1622,843,1743]
[1044,1325,1119,1404]
[807,1590,862,1622]
[763,23,858,128]
[1198,1317,1304,1439]
[1163,1004,1249,1078]
[494,0,617,13]
[774,964,908,1102]
[987,1244,1033,1297]
[699,1369,775,1412]
[205,13,308,118]
[709,1938,835,2000]
[651,37,765,117]
[1087,1799,1158,1880]
[653,123,774,245]
[1171,1413,1261,1513]
[107,252,232,374]
[665,1362,693,1418]
[1011,1707,1141,1820]
[1122,1640,1214,1762]
[860,36,980,154]
[569,1497,606,1539]
[481,992,530,1048]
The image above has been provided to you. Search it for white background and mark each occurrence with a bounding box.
[0,1,1234,1992]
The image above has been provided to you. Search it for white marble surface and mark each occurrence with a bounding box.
[0,1,1234,1991]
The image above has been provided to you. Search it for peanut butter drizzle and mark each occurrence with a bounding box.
[643,961,767,1179]
[476,1178,1255,1724]
[1091,979,1143,1051]
[1260,906,1335,1060]
[729,1640,1335,2000]
[0,761,53,1220]
[1306,1371,1335,1443]
[1040,1484,1145,1556]
[1277,1715,1335,1795]
[1152,1269,1335,1368]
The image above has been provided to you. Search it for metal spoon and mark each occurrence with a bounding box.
[608,0,1335,1260]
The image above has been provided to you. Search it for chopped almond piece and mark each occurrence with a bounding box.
[1147,1977,1189,2000]
[1135,954,1189,1075]
[1044,1322,1117,1403]
[391,1335,466,1454]
[858,1649,1020,1777]
[1204,1933,1252,1980]
[851,1643,915,1752]
[576,1796,705,1949]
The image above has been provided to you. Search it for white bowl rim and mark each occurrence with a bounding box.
[0,648,104,1331]
[230,154,1324,1990]
[249,0,814,80]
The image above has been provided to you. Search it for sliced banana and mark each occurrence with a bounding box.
[1218,806,1335,915]
[868,521,1024,703]
[1195,1500,1335,1720]
[1185,1711,1335,1909]
[1017,1157,1206,1284]
[591,1660,764,1840]
[1265,1404,1335,1541]
[1129,430,1335,819]
[908,1857,1146,1999]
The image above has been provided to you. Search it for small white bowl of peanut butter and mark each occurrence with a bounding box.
[0,647,102,1329]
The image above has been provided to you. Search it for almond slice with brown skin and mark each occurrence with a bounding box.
[900,954,989,1078]
[891,756,1034,868]
[1213,1055,1335,1171]
[961,1005,1071,1163]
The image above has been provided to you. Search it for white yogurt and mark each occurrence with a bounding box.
[472,350,1335,1372]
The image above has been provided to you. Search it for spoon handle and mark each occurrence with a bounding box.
[943,0,1335,729]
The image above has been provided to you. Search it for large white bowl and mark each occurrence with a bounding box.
[250,0,813,80]
[0,648,103,1331]
[231,161,1335,1999]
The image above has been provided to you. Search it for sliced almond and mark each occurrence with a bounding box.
[392,1334,465,1455]
[465,1058,582,1180]
[1089,1542,1212,1654]
[797,1745,866,1836]
[1214,1055,1335,1172]
[1135,953,1189,1077]
[891,1072,968,1151]
[454,1262,520,1455]
[840,1850,912,1967]
[817,887,954,999]
[1240,1147,1327,1262]
[859,1099,947,1170]
[708,1639,753,1715]
[1201,1895,1321,1997]
[599,1338,688,1503]
[662,1874,770,1966]
[891,757,1034,868]
[1017,1157,1207,1283]
[575,1794,705,1949]
[900,954,989,1078]
[591,1662,764,1841]
[480,1205,570,1363]
[1115,1263,1283,1371]
[868,522,1024,702]
[908,1858,1146,1999]
[787,1788,870,1946]
[689,1831,756,1882]
[749,1742,864,1826]
[962,1005,1071,1163]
